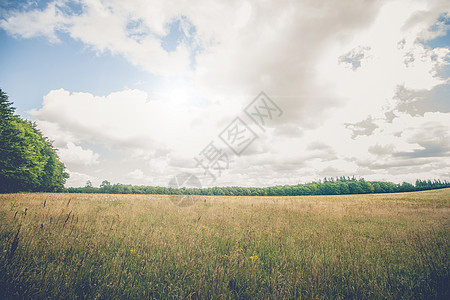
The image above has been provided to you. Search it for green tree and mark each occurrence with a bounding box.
[0,89,68,192]
[100,180,112,193]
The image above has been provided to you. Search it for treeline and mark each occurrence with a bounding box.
[0,89,69,192]
[67,177,450,196]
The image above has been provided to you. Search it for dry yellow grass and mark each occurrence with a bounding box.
[0,189,449,299]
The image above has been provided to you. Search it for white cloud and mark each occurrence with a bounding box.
[0,1,70,43]
[68,0,192,76]
[126,169,144,180]
[58,142,100,165]
[65,169,97,187]
[3,0,450,186]
[0,0,192,76]
[28,87,240,186]
[29,88,227,157]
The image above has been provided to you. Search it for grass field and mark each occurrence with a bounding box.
[0,189,449,299]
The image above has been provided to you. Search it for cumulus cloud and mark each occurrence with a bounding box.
[0,1,70,43]
[2,0,450,186]
[0,0,192,75]
[29,87,231,158]
[349,112,450,179]
[58,142,100,165]
[126,169,144,180]
[338,46,372,71]
[345,116,379,139]
[394,84,450,115]
[30,88,156,149]
[65,169,97,187]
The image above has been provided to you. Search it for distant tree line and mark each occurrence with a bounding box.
[67,177,450,196]
[2,89,448,196]
[0,89,69,192]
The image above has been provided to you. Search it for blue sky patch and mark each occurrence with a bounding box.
[126,18,149,43]
[57,0,84,16]
[160,15,201,68]
[424,13,449,49]
[161,16,196,52]
[0,30,161,118]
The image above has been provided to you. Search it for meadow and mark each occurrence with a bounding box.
[0,189,449,299]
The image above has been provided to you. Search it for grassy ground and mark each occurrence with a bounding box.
[0,189,449,299]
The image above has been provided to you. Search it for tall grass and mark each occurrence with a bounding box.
[0,190,449,299]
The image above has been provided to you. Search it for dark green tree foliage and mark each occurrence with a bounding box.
[0,89,69,192]
[415,179,449,191]
[66,176,450,196]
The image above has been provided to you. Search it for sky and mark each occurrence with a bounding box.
[0,0,449,188]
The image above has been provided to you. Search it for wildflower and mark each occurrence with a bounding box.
[130,248,135,254]
[250,255,258,260]
[276,230,280,234]
[202,226,206,229]
[427,221,433,225]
